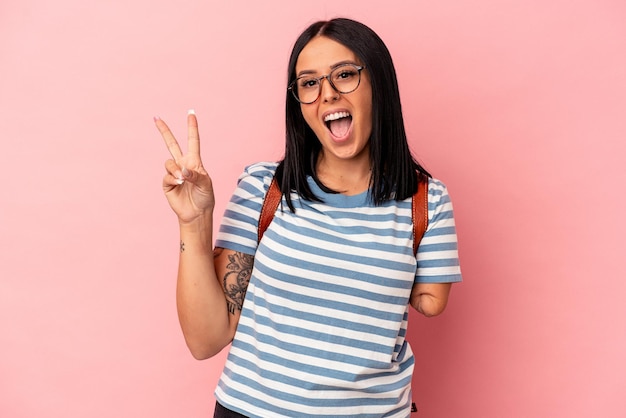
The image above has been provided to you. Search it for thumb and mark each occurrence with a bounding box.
[180,165,211,189]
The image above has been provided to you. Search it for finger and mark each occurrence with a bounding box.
[154,116,184,163]
[163,172,184,188]
[187,109,200,157]
[165,159,184,182]
[176,165,213,192]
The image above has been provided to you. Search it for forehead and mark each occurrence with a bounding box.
[295,36,359,74]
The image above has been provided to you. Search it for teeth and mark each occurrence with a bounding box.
[324,111,351,122]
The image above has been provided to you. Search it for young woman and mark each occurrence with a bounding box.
[156,18,462,418]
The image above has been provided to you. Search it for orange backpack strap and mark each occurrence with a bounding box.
[258,175,282,243]
[412,175,429,256]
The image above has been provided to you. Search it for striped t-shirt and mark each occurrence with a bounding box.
[214,162,462,417]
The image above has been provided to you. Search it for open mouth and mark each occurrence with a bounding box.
[324,111,352,138]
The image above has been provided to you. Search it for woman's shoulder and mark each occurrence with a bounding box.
[237,161,279,187]
[425,176,456,216]
[426,176,452,197]
[241,161,279,179]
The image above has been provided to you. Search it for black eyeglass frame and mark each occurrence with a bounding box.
[287,64,366,104]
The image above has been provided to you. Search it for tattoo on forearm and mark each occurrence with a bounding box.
[180,240,185,253]
[221,251,254,315]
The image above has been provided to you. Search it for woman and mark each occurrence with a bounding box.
[156,18,462,418]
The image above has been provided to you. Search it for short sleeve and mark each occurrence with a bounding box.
[415,178,463,284]
[214,162,278,255]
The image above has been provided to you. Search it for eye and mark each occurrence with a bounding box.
[298,77,319,89]
[333,66,358,82]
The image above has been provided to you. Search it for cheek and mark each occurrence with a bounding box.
[301,107,321,132]
[359,98,373,135]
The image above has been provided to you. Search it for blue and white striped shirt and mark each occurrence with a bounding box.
[215,162,462,417]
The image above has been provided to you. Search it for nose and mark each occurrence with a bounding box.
[320,76,339,102]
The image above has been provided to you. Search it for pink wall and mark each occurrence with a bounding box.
[1,1,625,417]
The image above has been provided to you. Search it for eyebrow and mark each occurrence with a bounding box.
[296,60,360,77]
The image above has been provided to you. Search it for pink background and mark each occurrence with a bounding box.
[1,0,625,417]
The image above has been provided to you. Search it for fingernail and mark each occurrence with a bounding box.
[181,166,190,177]
[153,116,161,122]
[175,179,184,185]
[187,109,195,115]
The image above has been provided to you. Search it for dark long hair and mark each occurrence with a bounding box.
[275,17,430,212]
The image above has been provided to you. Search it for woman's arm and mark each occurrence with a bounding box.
[156,112,250,359]
[409,282,452,317]
[176,215,250,359]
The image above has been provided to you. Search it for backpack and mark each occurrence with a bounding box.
[258,174,429,256]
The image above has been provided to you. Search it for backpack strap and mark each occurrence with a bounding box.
[257,173,429,256]
[257,175,282,243]
[412,175,429,256]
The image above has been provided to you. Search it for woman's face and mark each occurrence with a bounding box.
[295,36,373,167]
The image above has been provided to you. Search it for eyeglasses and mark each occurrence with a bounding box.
[288,64,366,104]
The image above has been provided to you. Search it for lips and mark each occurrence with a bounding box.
[324,111,353,139]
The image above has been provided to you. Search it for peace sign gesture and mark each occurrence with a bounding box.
[155,110,215,224]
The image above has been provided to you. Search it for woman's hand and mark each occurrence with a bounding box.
[155,111,215,224]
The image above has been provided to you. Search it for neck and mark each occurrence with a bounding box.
[316,154,371,195]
